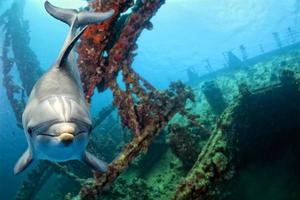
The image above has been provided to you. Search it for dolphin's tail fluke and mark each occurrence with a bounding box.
[44,1,114,29]
[44,1,114,68]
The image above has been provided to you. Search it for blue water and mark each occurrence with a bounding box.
[0,0,299,199]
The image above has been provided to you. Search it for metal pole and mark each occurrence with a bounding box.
[239,45,248,61]
[272,32,282,49]
[287,27,296,44]
[205,59,213,72]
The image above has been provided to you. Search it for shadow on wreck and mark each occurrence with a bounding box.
[218,71,300,200]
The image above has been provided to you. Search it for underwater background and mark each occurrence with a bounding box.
[1,0,300,199]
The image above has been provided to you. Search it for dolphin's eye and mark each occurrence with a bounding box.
[89,127,92,133]
[27,128,33,135]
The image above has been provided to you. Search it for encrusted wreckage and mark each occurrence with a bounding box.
[172,70,300,200]
[75,0,197,199]
[3,0,300,200]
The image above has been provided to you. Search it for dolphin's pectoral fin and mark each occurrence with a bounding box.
[81,151,108,173]
[14,148,33,175]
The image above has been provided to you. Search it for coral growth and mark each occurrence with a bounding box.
[77,0,163,99]
[77,0,167,137]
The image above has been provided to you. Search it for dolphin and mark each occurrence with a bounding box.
[14,1,114,175]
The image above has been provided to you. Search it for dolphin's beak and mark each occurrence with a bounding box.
[59,133,74,146]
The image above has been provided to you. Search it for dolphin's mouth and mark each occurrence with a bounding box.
[36,134,56,137]
[37,131,86,137]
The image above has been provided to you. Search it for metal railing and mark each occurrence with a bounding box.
[187,26,300,78]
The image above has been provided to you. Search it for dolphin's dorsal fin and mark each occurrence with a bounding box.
[56,24,87,67]
[44,1,114,28]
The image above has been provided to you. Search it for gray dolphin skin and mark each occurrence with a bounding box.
[14,1,114,175]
